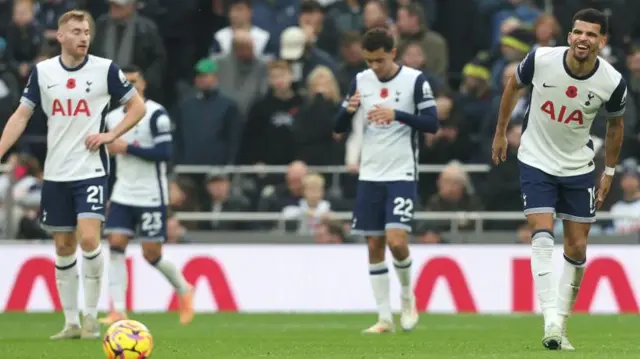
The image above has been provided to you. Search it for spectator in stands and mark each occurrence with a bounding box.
[239,60,303,167]
[419,99,473,198]
[609,159,640,234]
[166,210,189,243]
[0,40,21,142]
[201,172,252,231]
[250,0,298,50]
[422,161,483,232]
[482,123,522,229]
[168,177,201,229]
[396,2,448,83]
[315,217,349,243]
[454,52,493,139]
[398,40,445,96]
[491,26,534,90]
[336,31,366,96]
[12,153,46,239]
[5,0,44,83]
[216,29,268,117]
[298,0,338,57]
[280,26,337,89]
[327,0,363,36]
[490,0,540,45]
[293,66,342,166]
[258,160,307,216]
[532,13,560,49]
[173,59,243,168]
[282,172,332,234]
[362,0,391,33]
[622,45,640,156]
[36,0,74,46]
[92,0,166,101]
[212,0,271,58]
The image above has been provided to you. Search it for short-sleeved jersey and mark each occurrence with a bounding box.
[21,55,136,182]
[516,46,627,177]
[106,100,171,207]
[347,66,434,181]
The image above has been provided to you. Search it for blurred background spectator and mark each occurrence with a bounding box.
[0,0,639,241]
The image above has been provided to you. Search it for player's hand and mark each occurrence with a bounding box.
[367,105,394,125]
[85,132,116,151]
[595,173,613,209]
[491,134,508,165]
[107,139,128,154]
[346,90,360,113]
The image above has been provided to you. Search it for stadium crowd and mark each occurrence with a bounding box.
[0,0,639,241]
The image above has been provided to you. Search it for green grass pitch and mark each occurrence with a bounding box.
[0,313,638,358]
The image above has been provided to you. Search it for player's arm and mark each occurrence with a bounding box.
[495,50,535,136]
[126,110,172,162]
[603,78,627,173]
[333,78,359,134]
[393,73,439,133]
[106,63,146,140]
[0,68,39,158]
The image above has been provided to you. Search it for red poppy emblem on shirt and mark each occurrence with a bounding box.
[566,85,577,98]
[380,88,388,98]
[66,78,76,89]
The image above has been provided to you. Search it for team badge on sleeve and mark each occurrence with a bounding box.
[118,70,130,86]
[422,82,433,100]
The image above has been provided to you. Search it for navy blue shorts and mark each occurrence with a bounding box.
[351,180,417,235]
[104,201,167,241]
[40,176,108,232]
[519,161,596,223]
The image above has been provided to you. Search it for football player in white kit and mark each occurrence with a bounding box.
[0,10,146,339]
[100,66,194,326]
[492,8,626,351]
[333,28,439,333]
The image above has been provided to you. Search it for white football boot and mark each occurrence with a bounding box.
[80,314,101,339]
[400,295,419,332]
[362,320,395,334]
[50,324,81,340]
[542,322,562,350]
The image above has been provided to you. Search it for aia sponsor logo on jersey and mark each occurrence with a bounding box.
[51,99,91,116]
[540,100,583,125]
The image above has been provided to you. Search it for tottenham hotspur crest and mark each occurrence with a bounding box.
[585,91,595,106]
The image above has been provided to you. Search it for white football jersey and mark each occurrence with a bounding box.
[20,55,136,181]
[106,100,171,207]
[347,66,435,181]
[516,46,627,177]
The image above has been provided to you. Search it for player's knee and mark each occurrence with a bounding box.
[108,235,129,250]
[526,213,554,231]
[563,235,587,260]
[142,244,162,265]
[53,233,76,256]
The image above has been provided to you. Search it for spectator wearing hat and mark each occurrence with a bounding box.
[280,25,337,89]
[396,2,448,83]
[491,26,534,90]
[173,59,243,171]
[453,52,493,140]
[216,29,268,117]
[92,0,167,102]
[211,0,272,59]
[609,159,640,234]
[201,172,252,231]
